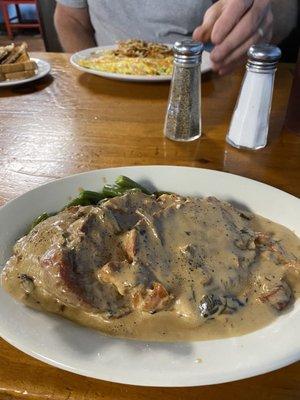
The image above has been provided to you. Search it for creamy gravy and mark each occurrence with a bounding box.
[1,193,300,342]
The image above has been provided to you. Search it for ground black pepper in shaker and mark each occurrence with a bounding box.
[164,40,204,141]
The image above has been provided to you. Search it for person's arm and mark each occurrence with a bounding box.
[193,0,298,75]
[54,3,96,52]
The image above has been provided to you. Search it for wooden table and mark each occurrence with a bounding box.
[0,53,299,399]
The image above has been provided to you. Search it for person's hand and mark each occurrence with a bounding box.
[193,0,273,75]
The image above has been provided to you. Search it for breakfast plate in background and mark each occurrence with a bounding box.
[0,58,51,88]
[70,44,212,82]
[0,42,51,87]
[0,166,299,387]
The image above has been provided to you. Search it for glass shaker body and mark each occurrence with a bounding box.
[164,62,201,141]
[164,40,203,142]
[226,44,281,150]
[226,68,276,150]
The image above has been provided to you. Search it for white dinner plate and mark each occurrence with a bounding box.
[70,45,212,82]
[0,58,51,88]
[0,166,299,387]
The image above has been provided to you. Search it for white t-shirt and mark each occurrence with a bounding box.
[56,0,213,45]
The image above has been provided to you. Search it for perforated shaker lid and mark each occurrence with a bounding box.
[247,44,281,70]
[173,40,204,64]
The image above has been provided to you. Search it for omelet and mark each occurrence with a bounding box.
[78,39,173,76]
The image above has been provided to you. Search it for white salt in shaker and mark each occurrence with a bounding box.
[226,44,281,150]
[164,40,204,141]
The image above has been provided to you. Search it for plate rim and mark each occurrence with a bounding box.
[1,165,298,206]
[0,165,299,387]
[1,329,299,387]
[0,57,51,88]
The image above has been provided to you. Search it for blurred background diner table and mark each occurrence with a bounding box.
[0,50,299,399]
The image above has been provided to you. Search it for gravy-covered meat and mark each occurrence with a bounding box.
[1,192,300,341]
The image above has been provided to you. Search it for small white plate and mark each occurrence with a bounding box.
[0,166,299,387]
[70,45,212,82]
[0,58,51,88]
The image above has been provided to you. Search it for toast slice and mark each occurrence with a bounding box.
[0,60,37,74]
[0,44,15,63]
[4,69,36,81]
[1,42,28,64]
[17,52,30,63]
[0,42,38,82]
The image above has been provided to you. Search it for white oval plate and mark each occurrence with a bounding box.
[0,58,51,88]
[70,45,212,82]
[0,166,299,387]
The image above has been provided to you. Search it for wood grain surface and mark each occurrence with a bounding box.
[0,53,299,399]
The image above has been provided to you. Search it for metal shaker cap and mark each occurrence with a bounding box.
[173,40,204,64]
[247,44,281,71]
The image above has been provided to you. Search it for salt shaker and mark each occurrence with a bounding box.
[164,40,204,141]
[226,44,281,150]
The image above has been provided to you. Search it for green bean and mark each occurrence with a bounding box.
[102,184,128,198]
[79,190,106,203]
[64,190,105,209]
[30,212,50,231]
[115,175,151,195]
[103,184,144,198]
[64,195,92,209]
[29,176,155,234]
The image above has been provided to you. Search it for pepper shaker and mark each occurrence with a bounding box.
[226,44,281,150]
[164,40,204,141]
